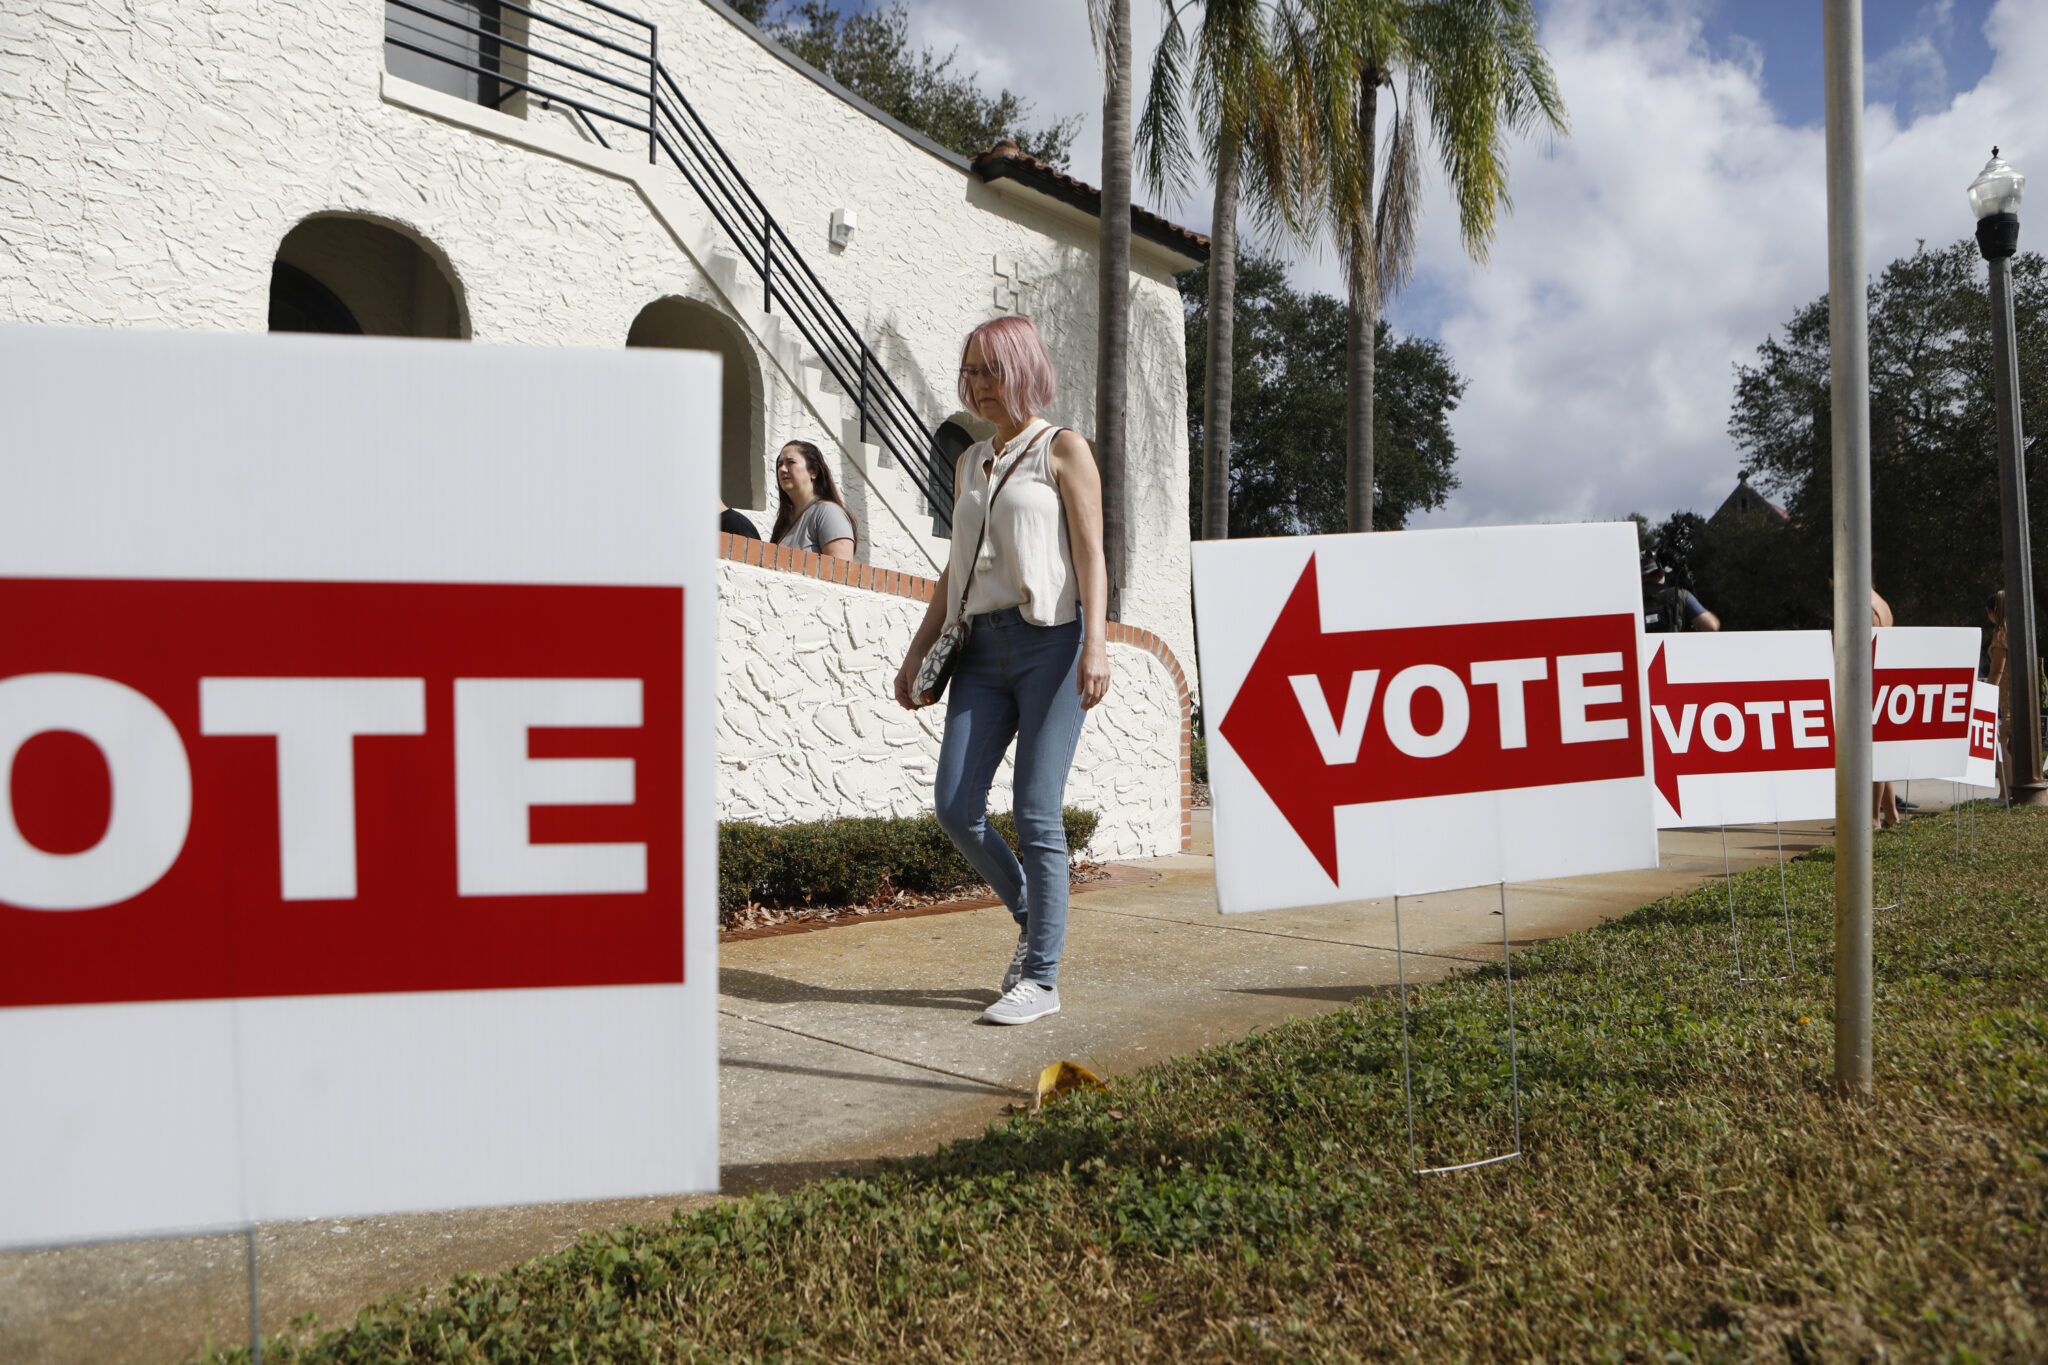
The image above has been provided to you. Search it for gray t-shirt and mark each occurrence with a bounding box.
[776,499,855,553]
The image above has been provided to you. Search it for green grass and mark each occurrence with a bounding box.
[228,808,2048,1363]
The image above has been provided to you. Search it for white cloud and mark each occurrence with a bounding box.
[1397,0,2048,528]
[896,0,2048,530]
[1867,0,1956,121]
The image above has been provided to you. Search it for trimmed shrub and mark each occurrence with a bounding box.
[719,808,1100,919]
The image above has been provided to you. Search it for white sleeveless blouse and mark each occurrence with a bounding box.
[946,419,1080,627]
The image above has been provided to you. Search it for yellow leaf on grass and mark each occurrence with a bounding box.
[1035,1061,1105,1111]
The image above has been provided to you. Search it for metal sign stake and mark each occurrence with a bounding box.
[1876,801,1907,912]
[1393,885,1524,1176]
[1725,824,1788,984]
[246,1224,263,1365]
[1773,820,1797,977]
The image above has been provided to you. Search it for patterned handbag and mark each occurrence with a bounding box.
[910,444,1031,707]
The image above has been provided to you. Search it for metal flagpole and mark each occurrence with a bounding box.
[1824,0,1875,1097]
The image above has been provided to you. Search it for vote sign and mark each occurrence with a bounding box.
[1193,524,1659,911]
[0,328,720,1248]
[1646,632,1837,828]
[3,580,681,1007]
[1871,627,1980,782]
[1960,679,2001,791]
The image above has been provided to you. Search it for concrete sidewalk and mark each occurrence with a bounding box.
[4,797,1922,1365]
[716,811,1836,1182]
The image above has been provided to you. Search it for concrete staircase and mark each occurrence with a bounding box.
[701,245,952,578]
[383,70,954,578]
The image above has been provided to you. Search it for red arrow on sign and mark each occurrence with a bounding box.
[1218,556,1643,883]
[1644,644,1834,818]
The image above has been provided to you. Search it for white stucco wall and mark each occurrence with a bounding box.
[654,0,1197,671]
[0,0,1198,679]
[717,558,1186,861]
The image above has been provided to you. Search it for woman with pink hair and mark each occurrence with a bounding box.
[894,316,1110,1026]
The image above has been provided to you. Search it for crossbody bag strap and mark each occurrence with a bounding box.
[954,446,1030,620]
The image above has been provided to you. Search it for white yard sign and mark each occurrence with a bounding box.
[1871,627,1981,782]
[0,328,721,1248]
[1959,679,2001,791]
[1646,632,1837,828]
[1192,524,1659,912]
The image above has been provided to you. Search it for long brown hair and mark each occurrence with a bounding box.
[769,440,858,550]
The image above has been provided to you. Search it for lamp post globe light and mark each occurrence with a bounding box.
[1970,148,2047,804]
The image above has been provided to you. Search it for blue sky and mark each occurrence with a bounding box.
[884,0,2040,527]
[1705,0,1993,127]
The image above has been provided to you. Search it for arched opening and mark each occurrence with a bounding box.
[626,297,764,510]
[932,414,988,539]
[270,216,468,339]
[268,262,364,334]
[938,412,994,450]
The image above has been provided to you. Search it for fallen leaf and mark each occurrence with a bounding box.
[1035,1061,1106,1111]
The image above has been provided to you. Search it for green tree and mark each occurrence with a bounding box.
[1310,0,1564,530]
[1637,506,1826,633]
[1181,252,1461,535]
[725,1,1080,166]
[1730,239,2048,632]
[1140,0,1321,541]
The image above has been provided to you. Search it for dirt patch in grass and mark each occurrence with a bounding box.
[212,808,2048,1363]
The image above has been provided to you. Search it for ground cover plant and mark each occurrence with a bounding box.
[718,808,1098,925]
[227,808,2046,1362]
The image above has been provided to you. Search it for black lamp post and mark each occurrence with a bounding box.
[1969,148,2046,804]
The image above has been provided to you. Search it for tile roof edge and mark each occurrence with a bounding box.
[971,140,1211,263]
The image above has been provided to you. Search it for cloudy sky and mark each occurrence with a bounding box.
[887,0,2040,528]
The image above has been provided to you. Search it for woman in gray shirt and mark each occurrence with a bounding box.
[769,441,857,560]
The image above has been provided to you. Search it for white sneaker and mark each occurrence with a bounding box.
[981,979,1060,1025]
[1000,931,1030,993]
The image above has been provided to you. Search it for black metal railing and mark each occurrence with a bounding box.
[383,0,956,530]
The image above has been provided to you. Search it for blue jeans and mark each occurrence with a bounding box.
[933,609,1087,985]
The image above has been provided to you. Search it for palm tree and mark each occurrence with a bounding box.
[1139,0,1321,541]
[1091,0,1134,616]
[1314,0,1564,530]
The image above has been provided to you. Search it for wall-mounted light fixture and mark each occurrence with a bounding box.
[829,208,857,247]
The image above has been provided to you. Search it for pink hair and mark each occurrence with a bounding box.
[958,315,1057,420]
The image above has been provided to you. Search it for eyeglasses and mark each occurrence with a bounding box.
[958,364,1004,381]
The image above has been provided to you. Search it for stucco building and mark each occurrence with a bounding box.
[3,0,1203,856]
